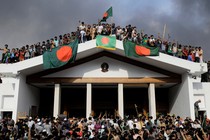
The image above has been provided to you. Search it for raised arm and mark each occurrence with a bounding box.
[180,129,187,140]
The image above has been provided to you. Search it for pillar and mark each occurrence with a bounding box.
[53,84,61,118]
[0,111,2,120]
[86,83,92,118]
[148,83,156,119]
[118,84,124,119]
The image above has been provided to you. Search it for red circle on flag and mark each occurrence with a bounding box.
[56,46,72,62]
[103,12,108,18]
[101,37,109,45]
[135,45,150,56]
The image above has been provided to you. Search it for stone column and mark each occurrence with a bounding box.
[118,84,124,119]
[148,83,156,119]
[53,84,61,118]
[86,83,92,118]
[0,111,2,120]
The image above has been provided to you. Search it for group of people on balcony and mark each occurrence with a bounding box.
[0,22,204,64]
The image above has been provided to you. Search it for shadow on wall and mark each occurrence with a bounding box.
[168,83,182,113]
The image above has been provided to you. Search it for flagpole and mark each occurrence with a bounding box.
[111,16,113,35]
[162,24,166,40]
[177,40,179,49]
[78,20,81,32]
[168,34,171,41]
[110,6,113,35]
[141,29,144,39]
[134,104,139,117]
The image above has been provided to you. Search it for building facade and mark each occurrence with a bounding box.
[0,40,210,121]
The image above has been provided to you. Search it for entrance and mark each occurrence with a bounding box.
[39,86,86,118]
[2,111,12,119]
[124,87,169,118]
[198,111,206,121]
[124,87,148,117]
[61,86,86,118]
[92,84,118,117]
[39,88,54,117]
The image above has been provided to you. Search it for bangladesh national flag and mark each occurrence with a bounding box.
[96,35,116,50]
[101,7,113,22]
[43,39,78,69]
[123,40,159,57]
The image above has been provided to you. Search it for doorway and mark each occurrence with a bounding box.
[92,84,118,117]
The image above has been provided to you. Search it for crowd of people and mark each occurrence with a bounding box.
[0,112,210,140]
[0,22,204,64]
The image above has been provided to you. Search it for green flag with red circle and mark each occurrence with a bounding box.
[96,35,116,50]
[100,7,113,22]
[43,39,78,69]
[123,40,159,57]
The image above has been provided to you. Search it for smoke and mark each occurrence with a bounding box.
[0,0,209,61]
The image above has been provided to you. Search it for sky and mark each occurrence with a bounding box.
[0,0,210,61]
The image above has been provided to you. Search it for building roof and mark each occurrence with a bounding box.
[0,39,208,77]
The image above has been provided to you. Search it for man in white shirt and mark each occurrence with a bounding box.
[79,22,86,43]
[96,23,103,35]
[28,117,35,130]
[127,118,134,130]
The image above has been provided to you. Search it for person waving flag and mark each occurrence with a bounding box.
[100,7,113,22]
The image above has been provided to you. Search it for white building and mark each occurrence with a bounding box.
[0,39,210,121]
